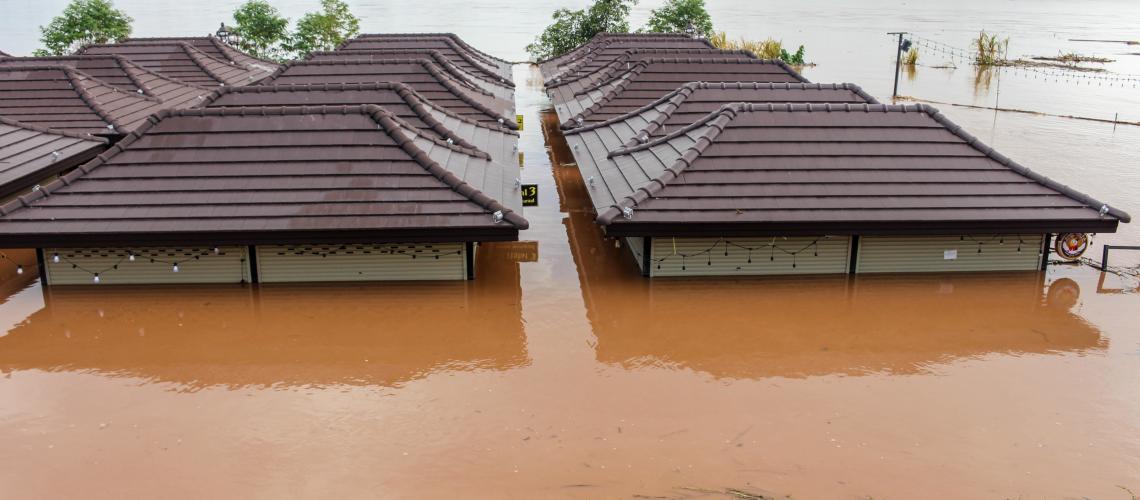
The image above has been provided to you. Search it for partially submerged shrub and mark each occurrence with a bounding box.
[974,30,1008,66]
[903,46,919,65]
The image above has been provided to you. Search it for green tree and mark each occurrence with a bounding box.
[526,0,636,61]
[231,0,289,61]
[35,0,133,56]
[644,0,713,39]
[288,0,361,59]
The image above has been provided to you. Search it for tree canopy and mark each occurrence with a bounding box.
[35,0,133,56]
[288,0,361,58]
[644,0,713,39]
[231,0,290,61]
[526,0,636,61]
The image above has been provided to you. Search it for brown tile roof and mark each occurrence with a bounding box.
[0,55,213,108]
[566,84,878,216]
[0,117,106,199]
[353,33,513,78]
[549,58,808,124]
[77,41,275,87]
[336,37,514,85]
[544,44,726,87]
[585,103,1127,235]
[120,36,281,73]
[567,81,877,135]
[0,50,10,58]
[0,105,527,247]
[0,66,182,136]
[537,33,699,74]
[546,48,755,100]
[307,50,513,101]
[267,58,516,128]
[206,83,519,163]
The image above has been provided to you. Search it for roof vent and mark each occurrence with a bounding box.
[621,206,634,220]
[492,210,504,223]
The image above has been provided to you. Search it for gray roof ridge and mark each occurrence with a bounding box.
[267,59,517,128]
[561,82,699,134]
[595,105,737,225]
[0,104,529,229]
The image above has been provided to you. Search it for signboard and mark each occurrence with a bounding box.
[1055,233,1089,261]
[516,114,524,131]
[943,249,958,260]
[521,184,538,207]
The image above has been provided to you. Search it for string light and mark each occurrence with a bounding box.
[652,237,826,271]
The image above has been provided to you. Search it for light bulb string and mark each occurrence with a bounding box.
[651,237,824,266]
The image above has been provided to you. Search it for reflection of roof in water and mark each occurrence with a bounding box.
[0,244,526,390]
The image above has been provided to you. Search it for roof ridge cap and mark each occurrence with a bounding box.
[363,104,528,229]
[180,42,237,86]
[563,81,697,134]
[0,116,109,142]
[596,105,736,225]
[64,67,160,131]
[608,103,736,157]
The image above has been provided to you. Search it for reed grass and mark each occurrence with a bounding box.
[973,30,1009,66]
[709,31,794,62]
[903,46,919,65]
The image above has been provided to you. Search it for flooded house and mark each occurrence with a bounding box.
[76,37,279,87]
[0,105,527,285]
[574,102,1129,276]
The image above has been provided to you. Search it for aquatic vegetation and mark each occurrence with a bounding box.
[1032,52,1114,64]
[903,46,919,65]
[709,31,806,64]
[973,30,1008,65]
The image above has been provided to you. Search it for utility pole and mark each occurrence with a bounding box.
[887,32,907,99]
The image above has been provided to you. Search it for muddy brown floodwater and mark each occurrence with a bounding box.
[0,65,1138,499]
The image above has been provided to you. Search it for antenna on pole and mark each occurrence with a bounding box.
[887,32,910,99]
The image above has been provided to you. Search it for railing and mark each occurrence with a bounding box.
[1100,245,1140,270]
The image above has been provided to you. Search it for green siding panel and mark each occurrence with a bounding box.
[45,246,250,285]
[856,234,1045,274]
[650,236,851,277]
[256,243,467,282]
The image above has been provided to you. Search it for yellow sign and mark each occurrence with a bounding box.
[521,184,538,207]
[518,152,524,168]
[516,114,524,130]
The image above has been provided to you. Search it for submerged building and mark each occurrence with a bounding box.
[0,33,525,286]
[0,105,526,284]
[540,34,1130,276]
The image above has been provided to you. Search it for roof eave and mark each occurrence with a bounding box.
[600,218,1122,238]
[0,226,521,249]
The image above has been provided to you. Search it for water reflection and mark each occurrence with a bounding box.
[0,244,526,390]
[547,109,1104,380]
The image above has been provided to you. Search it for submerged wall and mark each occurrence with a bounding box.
[42,243,471,285]
[637,234,1049,277]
